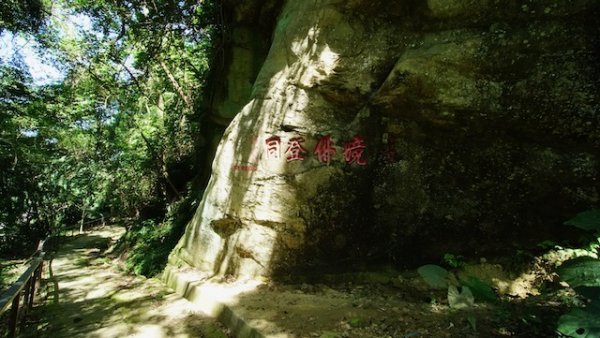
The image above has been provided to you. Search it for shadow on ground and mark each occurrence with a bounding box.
[164,262,564,338]
[20,226,230,338]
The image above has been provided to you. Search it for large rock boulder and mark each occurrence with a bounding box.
[168,0,600,279]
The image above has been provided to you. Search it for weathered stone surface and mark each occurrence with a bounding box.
[168,0,600,278]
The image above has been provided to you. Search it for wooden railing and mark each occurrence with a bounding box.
[0,238,52,337]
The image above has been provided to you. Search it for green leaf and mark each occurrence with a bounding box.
[467,315,477,331]
[460,276,497,302]
[557,308,600,338]
[448,285,474,309]
[575,286,600,302]
[349,317,365,328]
[565,210,600,232]
[417,264,449,289]
[557,257,600,288]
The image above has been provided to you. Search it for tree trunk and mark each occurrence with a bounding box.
[79,206,86,234]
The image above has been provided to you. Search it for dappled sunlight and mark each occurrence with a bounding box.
[456,262,545,299]
[20,228,229,338]
[163,265,264,314]
[128,324,165,338]
[3,0,590,334]
[161,267,520,338]
[186,279,263,309]
[495,271,541,299]
[291,41,340,87]
[170,18,343,281]
[160,7,374,335]
[163,266,299,337]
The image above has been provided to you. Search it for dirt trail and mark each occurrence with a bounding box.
[20,226,229,338]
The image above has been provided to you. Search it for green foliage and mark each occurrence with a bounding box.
[443,253,465,268]
[0,0,46,33]
[558,257,600,289]
[466,315,477,332]
[1,0,218,259]
[459,276,498,302]
[556,210,600,337]
[557,309,600,338]
[120,198,194,276]
[417,264,449,290]
[557,257,600,337]
[447,285,474,309]
[575,286,600,302]
[0,64,55,254]
[123,219,174,276]
[565,210,600,232]
[537,240,558,250]
[349,317,365,328]
[417,263,497,309]
[0,266,5,290]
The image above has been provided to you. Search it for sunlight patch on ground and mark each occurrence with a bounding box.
[20,226,228,338]
[130,324,165,338]
[457,262,548,299]
[165,265,263,316]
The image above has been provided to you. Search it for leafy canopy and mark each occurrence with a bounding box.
[0,0,219,262]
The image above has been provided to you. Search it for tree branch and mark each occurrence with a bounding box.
[158,58,192,108]
[139,132,182,199]
[121,62,144,93]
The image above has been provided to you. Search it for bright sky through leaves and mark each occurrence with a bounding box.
[0,32,62,84]
[0,10,94,85]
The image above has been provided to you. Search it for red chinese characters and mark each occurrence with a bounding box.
[343,135,367,165]
[262,134,368,166]
[314,135,337,165]
[265,136,281,159]
[285,137,307,162]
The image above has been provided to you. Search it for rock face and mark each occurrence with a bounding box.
[168,0,600,278]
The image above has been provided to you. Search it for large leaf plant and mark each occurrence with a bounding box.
[556,210,600,337]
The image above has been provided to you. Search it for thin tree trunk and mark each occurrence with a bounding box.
[140,132,182,199]
[159,59,192,108]
[79,202,87,234]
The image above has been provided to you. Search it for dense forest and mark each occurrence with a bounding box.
[2,0,600,337]
[1,0,220,274]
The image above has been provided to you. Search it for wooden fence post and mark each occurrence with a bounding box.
[1,237,51,336]
[28,266,39,307]
[23,279,31,305]
[7,293,20,338]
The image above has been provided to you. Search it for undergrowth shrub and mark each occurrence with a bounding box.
[0,266,6,291]
[556,210,600,337]
[117,197,195,276]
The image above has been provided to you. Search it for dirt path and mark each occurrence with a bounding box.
[20,226,229,338]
